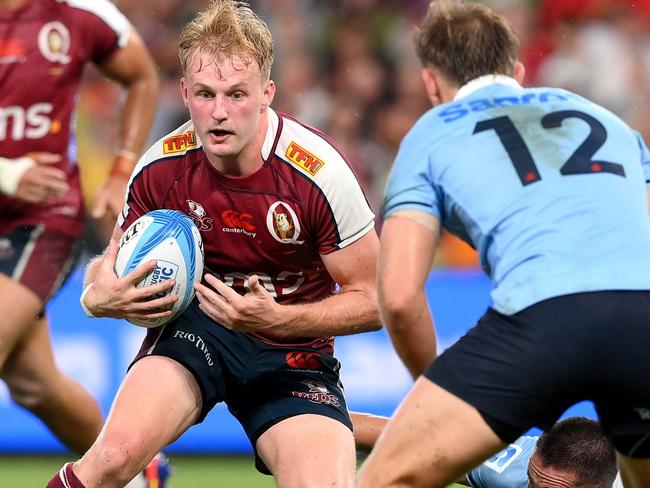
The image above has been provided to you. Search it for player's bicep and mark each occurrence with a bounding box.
[320,230,379,293]
[98,29,157,86]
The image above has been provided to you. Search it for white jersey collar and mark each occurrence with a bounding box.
[261,107,279,161]
[453,74,521,101]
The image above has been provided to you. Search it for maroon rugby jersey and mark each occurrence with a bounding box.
[118,110,375,347]
[0,0,131,236]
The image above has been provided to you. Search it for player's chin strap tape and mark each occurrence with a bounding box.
[0,156,35,196]
[79,283,97,318]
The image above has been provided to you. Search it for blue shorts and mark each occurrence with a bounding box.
[424,291,650,457]
[131,300,352,473]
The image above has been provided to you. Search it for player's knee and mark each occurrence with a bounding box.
[6,375,52,411]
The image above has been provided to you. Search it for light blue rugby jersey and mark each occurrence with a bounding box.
[383,76,650,314]
[467,435,537,488]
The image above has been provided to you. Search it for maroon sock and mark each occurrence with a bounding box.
[45,463,87,488]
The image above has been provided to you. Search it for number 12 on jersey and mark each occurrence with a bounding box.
[473,110,626,186]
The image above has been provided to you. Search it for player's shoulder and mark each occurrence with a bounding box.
[53,0,129,25]
[132,120,202,179]
[51,0,130,42]
[148,120,202,161]
[273,110,352,180]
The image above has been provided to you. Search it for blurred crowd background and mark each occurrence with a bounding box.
[78,0,650,267]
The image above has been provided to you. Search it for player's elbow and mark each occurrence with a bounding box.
[378,283,419,324]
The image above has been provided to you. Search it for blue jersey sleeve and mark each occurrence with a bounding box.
[381,119,443,220]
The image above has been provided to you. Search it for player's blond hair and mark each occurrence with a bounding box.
[414,0,519,86]
[179,0,274,80]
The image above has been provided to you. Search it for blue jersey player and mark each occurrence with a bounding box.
[352,413,619,488]
[358,1,650,488]
[468,417,620,488]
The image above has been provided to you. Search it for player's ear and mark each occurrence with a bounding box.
[261,79,276,110]
[421,67,442,107]
[180,78,189,107]
[513,62,526,85]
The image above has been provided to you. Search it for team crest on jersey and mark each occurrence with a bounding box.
[266,201,304,245]
[285,141,325,176]
[163,129,198,155]
[187,200,213,231]
[38,22,71,64]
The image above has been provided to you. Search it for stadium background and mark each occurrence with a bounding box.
[5,0,650,485]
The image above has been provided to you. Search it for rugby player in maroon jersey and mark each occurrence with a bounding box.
[0,0,157,471]
[47,1,381,487]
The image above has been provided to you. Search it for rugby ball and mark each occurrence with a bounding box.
[114,209,204,328]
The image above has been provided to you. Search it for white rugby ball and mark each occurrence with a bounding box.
[115,209,204,328]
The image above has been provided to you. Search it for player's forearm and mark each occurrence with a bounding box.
[111,74,159,177]
[383,296,437,379]
[273,287,381,338]
[350,412,389,454]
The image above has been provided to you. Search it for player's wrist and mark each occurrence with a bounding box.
[109,150,138,179]
[0,156,35,196]
[79,283,98,318]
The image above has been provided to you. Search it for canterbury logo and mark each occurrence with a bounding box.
[221,210,255,231]
[162,129,197,154]
[286,351,322,369]
[285,141,325,176]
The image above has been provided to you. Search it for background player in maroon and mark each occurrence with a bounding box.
[46,1,380,487]
[0,0,158,454]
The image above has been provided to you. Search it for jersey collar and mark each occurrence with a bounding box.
[453,75,521,101]
[261,108,279,161]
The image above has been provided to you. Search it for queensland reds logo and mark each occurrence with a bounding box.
[266,201,304,245]
[291,380,340,407]
[38,22,71,64]
[186,200,213,231]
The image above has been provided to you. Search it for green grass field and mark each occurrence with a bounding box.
[3,455,465,487]
[0,455,275,488]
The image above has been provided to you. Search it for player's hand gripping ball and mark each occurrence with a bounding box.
[114,209,204,327]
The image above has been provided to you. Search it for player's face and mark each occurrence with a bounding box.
[181,51,275,167]
[527,452,582,488]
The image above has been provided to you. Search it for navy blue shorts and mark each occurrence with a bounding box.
[424,291,650,457]
[131,300,352,473]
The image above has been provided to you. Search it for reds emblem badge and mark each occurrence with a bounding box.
[38,22,71,64]
[266,201,304,245]
[187,200,213,231]
[291,380,340,407]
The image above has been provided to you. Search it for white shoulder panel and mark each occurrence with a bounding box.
[119,120,200,227]
[61,0,131,47]
[277,116,375,249]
